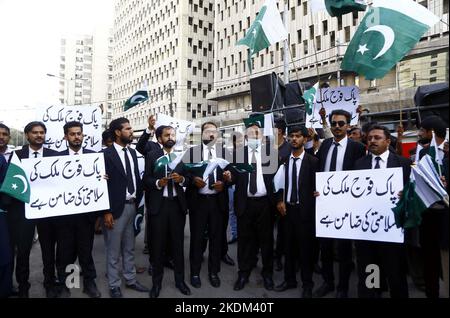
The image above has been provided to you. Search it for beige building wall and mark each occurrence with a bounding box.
[112,0,217,131]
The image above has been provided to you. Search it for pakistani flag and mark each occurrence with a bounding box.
[236,0,287,72]
[0,152,30,203]
[233,163,254,174]
[124,83,149,111]
[341,0,439,80]
[310,0,367,17]
[184,161,209,177]
[243,114,265,128]
[154,153,177,174]
[303,82,319,116]
[429,131,444,175]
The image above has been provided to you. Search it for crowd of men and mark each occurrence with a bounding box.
[0,107,448,299]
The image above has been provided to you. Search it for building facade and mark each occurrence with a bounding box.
[59,29,114,127]
[112,0,217,130]
[208,0,449,129]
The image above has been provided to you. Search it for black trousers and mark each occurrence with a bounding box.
[355,240,409,298]
[57,214,97,283]
[237,197,273,278]
[274,212,285,260]
[221,201,229,258]
[36,218,60,288]
[7,208,35,291]
[189,194,223,276]
[149,198,186,286]
[0,213,13,298]
[283,205,315,290]
[319,237,353,292]
[420,210,442,298]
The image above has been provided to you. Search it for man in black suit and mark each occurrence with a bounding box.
[308,109,366,298]
[143,125,191,298]
[354,125,411,298]
[227,120,276,291]
[273,126,319,298]
[56,121,101,298]
[103,118,148,298]
[6,121,59,298]
[136,114,160,156]
[185,122,229,289]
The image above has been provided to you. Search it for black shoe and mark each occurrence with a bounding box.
[149,284,161,298]
[164,259,175,270]
[190,275,201,288]
[148,264,153,276]
[109,287,123,298]
[227,237,238,244]
[175,281,191,296]
[126,281,149,293]
[222,254,235,266]
[336,290,348,298]
[233,275,248,291]
[275,258,283,272]
[263,276,274,291]
[302,288,313,299]
[83,281,101,298]
[274,281,297,292]
[313,283,334,298]
[209,273,221,288]
[45,286,59,298]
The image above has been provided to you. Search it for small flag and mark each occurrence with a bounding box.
[429,131,444,174]
[0,152,31,203]
[310,0,367,17]
[154,153,177,174]
[303,82,319,116]
[236,0,288,72]
[243,114,265,129]
[341,0,439,80]
[124,82,149,111]
[184,161,209,177]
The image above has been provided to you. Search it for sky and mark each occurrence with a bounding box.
[0,0,114,130]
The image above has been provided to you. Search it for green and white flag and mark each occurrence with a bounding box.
[124,81,149,111]
[310,0,367,17]
[0,152,30,203]
[429,131,444,172]
[236,0,287,72]
[154,153,177,174]
[341,0,439,80]
[303,82,319,116]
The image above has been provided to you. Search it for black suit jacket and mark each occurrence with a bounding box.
[6,145,59,216]
[313,137,366,172]
[183,144,230,213]
[354,151,411,186]
[230,145,276,217]
[143,148,189,215]
[275,152,319,222]
[136,130,160,156]
[103,145,143,220]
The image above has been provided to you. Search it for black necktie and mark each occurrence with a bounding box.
[249,149,257,195]
[207,147,215,189]
[123,148,135,195]
[374,156,382,169]
[329,142,339,172]
[33,152,38,158]
[290,157,299,204]
[167,154,174,199]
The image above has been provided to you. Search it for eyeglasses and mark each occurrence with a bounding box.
[330,121,347,128]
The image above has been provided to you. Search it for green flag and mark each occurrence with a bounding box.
[243,114,265,128]
[232,163,254,174]
[154,153,177,174]
[310,0,367,17]
[302,82,319,116]
[391,178,426,229]
[184,161,209,177]
[429,131,444,175]
[124,86,149,111]
[0,152,30,203]
[341,0,439,80]
[236,0,287,72]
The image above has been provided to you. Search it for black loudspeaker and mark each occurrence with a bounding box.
[282,82,305,124]
[250,72,285,112]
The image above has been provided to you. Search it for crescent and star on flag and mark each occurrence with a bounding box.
[356,25,395,60]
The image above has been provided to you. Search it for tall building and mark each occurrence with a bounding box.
[208,0,449,128]
[112,0,217,130]
[58,29,114,127]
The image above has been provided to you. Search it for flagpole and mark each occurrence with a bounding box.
[283,0,290,84]
[308,6,323,121]
[396,63,403,128]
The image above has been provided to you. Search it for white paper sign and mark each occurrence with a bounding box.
[306,86,360,128]
[23,153,110,219]
[316,168,404,243]
[37,105,103,152]
[156,114,195,149]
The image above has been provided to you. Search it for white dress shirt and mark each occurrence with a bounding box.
[29,147,44,158]
[113,142,137,200]
[68,148,83,156]
[200,144,218,195]
[324,136,348,172]
[371,149,390,169]
[286,151,305,204]
[247,146,267,197]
